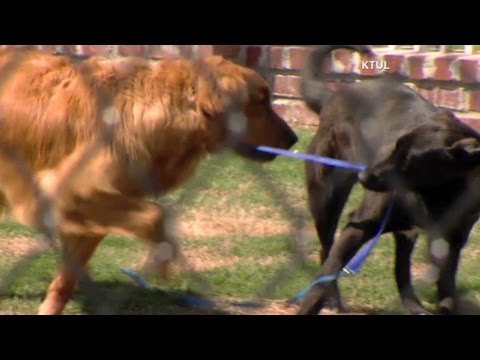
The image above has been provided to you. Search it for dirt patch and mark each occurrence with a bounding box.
[0,236,47,258]
[463,247,480,261]
[411,262,430,279]
[174,251,288,273]
[213,296,298,315]
[212,297,368,315]
[175,208,291,239]
[181,247,241,271]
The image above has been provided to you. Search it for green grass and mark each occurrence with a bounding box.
[0,127,479,314]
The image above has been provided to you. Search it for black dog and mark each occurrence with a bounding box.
[300,45,480,315]
[358,111,480,313]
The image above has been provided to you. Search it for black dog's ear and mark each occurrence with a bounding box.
[446,138,480,159]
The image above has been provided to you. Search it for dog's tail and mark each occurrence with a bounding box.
[302,45,372,113]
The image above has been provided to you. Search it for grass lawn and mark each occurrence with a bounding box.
[1,128,479,315]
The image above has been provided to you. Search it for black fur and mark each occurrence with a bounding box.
[301,45,480,315]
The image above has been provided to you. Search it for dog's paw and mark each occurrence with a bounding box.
[141,242,176,280]
[437,297,456,315]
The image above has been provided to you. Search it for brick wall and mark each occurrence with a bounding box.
[262,45,480,131]
[3,45,480,131]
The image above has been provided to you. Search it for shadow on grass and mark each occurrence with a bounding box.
[76,281,480,315]
[345,286,480,315]
[75,280,234,315]
[0,280,232,315]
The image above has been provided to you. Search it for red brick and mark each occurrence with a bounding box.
[118,45,146,57]
[417,87,438,104]
[272,100,289,118]
[197,45,214,58]
[434,54,460,81]
[270,46,287,69]
[437,88,466,110]
[469,90,480,111]
[37,45,58,53]
[197,45,240,59]
[406,54,429,80]
[458,56,480,83]
[80,45,113,57]
[273,75,302,98]
[215,45,241,58]
[178,45,193,58]
[457,114,480,133]
[290,46,313,70]
[383,54,407,75]
[246,46,262,68]
[147,45,181,59]
[0,45,36,50]
[273,99,319,127]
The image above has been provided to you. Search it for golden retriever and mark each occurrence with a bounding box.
[0,48,297,315]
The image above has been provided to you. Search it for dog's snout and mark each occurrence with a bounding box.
[286,127,298,148]
[277,114,298,149]
[358,169,389,192]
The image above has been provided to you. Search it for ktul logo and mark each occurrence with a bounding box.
[361,60,391,70]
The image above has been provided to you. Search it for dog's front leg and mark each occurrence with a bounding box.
[38,235,104,315]
[69,192,178,279]
[298,225,376,315]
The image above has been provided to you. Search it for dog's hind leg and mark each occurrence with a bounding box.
[298,194,392,315]
[306,165,357,312]
[393,230,430,314]
[38,191,178,314]
[430,224,472,314]
[306,129,358,312]
[298,224,380,315]
[62,192,178,278]
[38,235,104,315]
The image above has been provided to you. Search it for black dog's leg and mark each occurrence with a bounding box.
[299,192,396,315]
[430,226,471,314]
[393,231,430,314]
[298,223,379,315]
[306,140,357,312]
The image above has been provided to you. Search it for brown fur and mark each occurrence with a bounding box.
[0,48,297,314]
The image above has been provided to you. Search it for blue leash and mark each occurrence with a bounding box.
[290,201,394,303]
[256,146,368,172]
[343,201,394,275]
[121,268,215,308]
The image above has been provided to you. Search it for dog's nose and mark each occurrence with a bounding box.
[288,131,299,148]
[358,169,391,192]
[358,169,382,191]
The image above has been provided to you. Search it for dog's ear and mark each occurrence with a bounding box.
[195,59,225,118]
[446,138,480,159]
[411,138,480,165]
[196,57,248,119]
